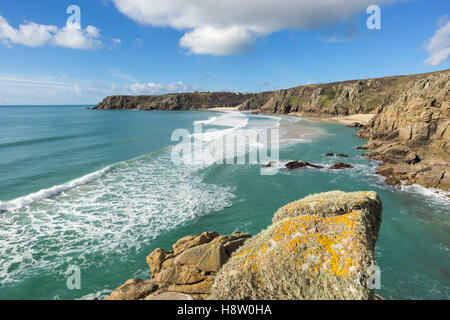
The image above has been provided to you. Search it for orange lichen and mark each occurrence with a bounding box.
[239,211,361,278]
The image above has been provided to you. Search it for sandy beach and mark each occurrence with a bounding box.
[300,113,376,125]
[202,106,241,111]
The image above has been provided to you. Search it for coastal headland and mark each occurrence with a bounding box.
[92,69,450,192]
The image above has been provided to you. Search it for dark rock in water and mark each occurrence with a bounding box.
[357,145,369,150]
[347,122,365,128]
[329,162,354,170]
[325,153,348,157]
[285,161,324,170]
[251,111,260,114]
[0,210,6,214]
[262,162,272,168]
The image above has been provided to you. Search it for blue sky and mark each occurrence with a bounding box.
[0,0,449,105]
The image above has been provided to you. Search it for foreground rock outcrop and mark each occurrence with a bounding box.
[107,191,382,300]
[107,231,251,300]
[210,191,382,300]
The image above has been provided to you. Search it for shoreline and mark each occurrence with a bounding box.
[200,106,241,111]
[295,113,375,126]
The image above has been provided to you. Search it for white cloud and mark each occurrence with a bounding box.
[112,0,397,55]
[425,16,450,66]
[127,81,191,94]
[0,14,103,50]
[180,26,255,55]
[52,24,102,50]
[0,73,199,104]
[0,15,57,47]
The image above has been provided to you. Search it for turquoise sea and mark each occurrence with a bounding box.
[0,106,448,300]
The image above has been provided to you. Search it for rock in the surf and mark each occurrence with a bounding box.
[329,162,354,170]
[285,161,324,170]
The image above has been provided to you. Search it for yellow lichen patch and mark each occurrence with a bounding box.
[362,191,377,199]
[236,211,362,279]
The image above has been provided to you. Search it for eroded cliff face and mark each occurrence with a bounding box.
[357,70,450,191]
[93,70,448,117]
[93,70,449,191]
[239,71,450,116]
[92,92,254,111]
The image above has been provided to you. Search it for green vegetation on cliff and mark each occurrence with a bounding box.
[92,92,254,111]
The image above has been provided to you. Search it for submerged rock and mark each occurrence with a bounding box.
[210,191,382,300]
[285,161,324,170]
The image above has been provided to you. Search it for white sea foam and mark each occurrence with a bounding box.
[0,111,284,286]
[400,183,450,204]
[194,116,218,125]
[0,166,112,212]
[0,151,236,285]
[196,111,249,128]
[187,112,281,166]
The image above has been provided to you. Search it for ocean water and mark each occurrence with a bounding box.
[0,106,448,300]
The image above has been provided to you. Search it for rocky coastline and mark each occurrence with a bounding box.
[91,92,254,111]
[356,71,449,191]
[91,69,449,192]
[106,191,383,300]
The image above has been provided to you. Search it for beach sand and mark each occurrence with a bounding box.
[300,113,375,125]
[202,106,241,111]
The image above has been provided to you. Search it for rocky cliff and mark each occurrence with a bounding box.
[106,190,382,300]
[242,71,447,115]
[92,69,449,191]
[92,92,254,111]
[356,70,450,191]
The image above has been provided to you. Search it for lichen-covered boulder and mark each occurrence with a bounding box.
[273,190,381,224]
[210,191,382,300]
[106,231,251,300]
[106,279,159,300]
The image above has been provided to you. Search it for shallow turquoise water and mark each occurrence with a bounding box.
[0,106,448,300]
